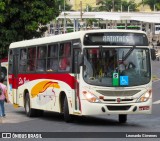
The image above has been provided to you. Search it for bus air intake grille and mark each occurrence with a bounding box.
[97,90,140,97]
[107,106,131,111]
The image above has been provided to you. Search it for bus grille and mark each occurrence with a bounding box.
[107,106,131,111]
[103,99,134,102]
[97,90,140,97]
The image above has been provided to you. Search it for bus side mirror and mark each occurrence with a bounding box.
[150,48,156,61]
[78,53,84,66]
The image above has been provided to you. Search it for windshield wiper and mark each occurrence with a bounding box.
[122,46,136,61]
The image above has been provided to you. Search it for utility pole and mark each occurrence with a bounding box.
[128,5,130,12]
[142,0,144,11]
[121,3,122,12]
[64,0,65,11]
[63,0,66,34]
[120,0,122,12]
[80,1,83,30]
[112,0,115,12]
[154,4,156,12]
[80,1,82,21]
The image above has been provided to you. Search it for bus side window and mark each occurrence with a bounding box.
[47,44,58,72]
[27,47,36,72]
[19,49,27,72]
[59,42,71,72]
[36,46,46,72]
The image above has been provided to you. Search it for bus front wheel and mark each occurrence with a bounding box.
[63,96,73,122]
[119,114,127,123]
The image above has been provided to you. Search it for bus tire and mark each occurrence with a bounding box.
[119,114,127,123]
[24,94,36,117]
[63,96,73,122]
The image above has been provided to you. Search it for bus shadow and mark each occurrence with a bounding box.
[41,112,142,127]
[73,116,142,127]
[14,110,143,127]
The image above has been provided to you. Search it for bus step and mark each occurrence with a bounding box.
[73,110,81,115]
[13,104,19,108]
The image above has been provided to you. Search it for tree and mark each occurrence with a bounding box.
[121,0,138,12]
[85,5,98,29]
[97,0,138,12]
[0,0,60,57]
[98,0,121,12]
[139,0,160,11]
[57,0,72,11]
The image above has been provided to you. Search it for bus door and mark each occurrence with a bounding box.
[73,48,81,113]
[12,49,19,105]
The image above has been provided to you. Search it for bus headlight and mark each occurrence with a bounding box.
[137,90,151,102]
[82,91,100,103]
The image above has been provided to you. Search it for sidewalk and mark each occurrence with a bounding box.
[0,103,33,124]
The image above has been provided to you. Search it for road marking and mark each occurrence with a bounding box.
[152,75,159,82]
[153,100,160,104]
[153,78,160,83]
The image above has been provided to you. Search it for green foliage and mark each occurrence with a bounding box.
[139,0,160,11]
[97,0,138,12]
[98,0,118,11]
[121,0,138,12]
[57,0,72,11]
[0,0,60,57]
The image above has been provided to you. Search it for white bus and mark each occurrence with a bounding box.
[8,29,153,123]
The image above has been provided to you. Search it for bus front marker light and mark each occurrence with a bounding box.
[83,91,100,103]
[133,106,137,112]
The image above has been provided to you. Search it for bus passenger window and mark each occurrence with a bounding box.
[27,48,36,72]
[19,49,27,72]
[59,42,71,72]
[36,46,46,72]
[47,44,58,72]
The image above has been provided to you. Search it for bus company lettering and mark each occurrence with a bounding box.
[19,77,30,85]
[103,36,134,43]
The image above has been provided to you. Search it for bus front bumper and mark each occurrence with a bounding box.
[80,99,152,115]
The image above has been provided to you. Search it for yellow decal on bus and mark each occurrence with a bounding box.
[31,81,60,98]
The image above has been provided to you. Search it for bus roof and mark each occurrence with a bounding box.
[9,29,147,49]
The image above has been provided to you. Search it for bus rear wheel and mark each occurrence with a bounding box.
[63,96,73,122]
[119,114,127,123]
[24,94,37,117]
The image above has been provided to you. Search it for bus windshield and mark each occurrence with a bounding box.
[83,48,151,87]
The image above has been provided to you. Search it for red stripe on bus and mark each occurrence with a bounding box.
[9,73,76,89]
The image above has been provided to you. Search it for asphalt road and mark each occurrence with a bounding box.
[0,60,160,140]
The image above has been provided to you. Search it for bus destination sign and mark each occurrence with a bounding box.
[84,32,148,46]
[103,36,134,43]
